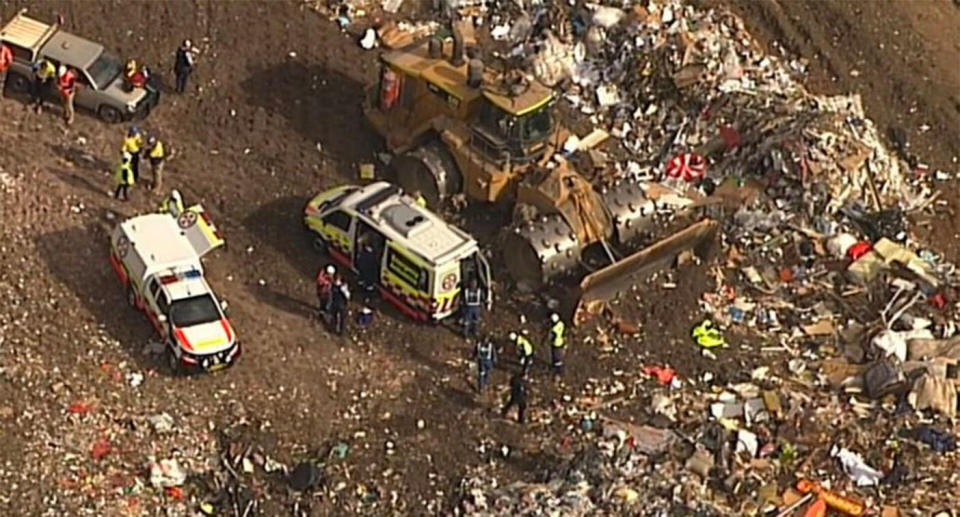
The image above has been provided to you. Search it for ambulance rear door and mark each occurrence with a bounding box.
[177,204,225,258]
[461,249,493,311]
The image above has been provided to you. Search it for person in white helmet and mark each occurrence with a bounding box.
[56,65,77,125]
[174,39,196,94]
[546,313,566,378]
[158,189,184,217]
[315,264,337,319]
[510,331,534,376]
[146,135,166,192]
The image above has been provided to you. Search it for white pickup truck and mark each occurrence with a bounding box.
[109,207,239,373]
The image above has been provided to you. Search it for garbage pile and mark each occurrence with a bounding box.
[441,0,959,515]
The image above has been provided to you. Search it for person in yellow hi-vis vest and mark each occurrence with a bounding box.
[157,189,184,217]
[411,190,427,208]
[510,331,534,377]
[547,313,566,377]
[692,320,726,348]
[113,152,135,201]
[146,136,166,192]
[122,126,144,182]
[31,58,56,113]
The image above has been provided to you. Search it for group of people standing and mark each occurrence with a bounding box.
[13,57,78,125]
[0,36,199,203]
[315,264,352,336]
[476,312,566,424]
[113,126,166,201]
[0,38,196,127]
[112,40,197,201]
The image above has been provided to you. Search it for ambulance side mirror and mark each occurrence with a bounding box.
[220,300,229,312]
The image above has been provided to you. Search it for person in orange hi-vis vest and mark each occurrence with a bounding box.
[57,65,78,125]
[0,43,12,77]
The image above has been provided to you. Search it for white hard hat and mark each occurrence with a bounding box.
[183,39,192,48]
[508,332,518,341]
[170,189,182,202]
[58,64,67,76]
[325,265,336,275]
[550,313,560,323]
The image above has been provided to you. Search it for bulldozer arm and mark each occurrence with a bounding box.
[567,219,719,326]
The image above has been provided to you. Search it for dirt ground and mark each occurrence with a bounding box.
[0,0,958,514]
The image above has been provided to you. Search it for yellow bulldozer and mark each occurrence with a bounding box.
[363,28,719,322]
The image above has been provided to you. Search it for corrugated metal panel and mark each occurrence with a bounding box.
[0,14,55,51]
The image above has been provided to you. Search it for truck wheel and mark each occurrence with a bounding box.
[5,73,30,94]
[98,105,122,123]
[127,286,138,309]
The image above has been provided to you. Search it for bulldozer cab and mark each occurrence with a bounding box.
[471,88,554,165]
[366,39,556,161]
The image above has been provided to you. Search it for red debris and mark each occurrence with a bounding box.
[722,285,736,301]
[930,293,946,309]
[67,401,93,415]
[720,125,742,149]
[642,365,677,385]
[91,439,112,461]
[847,241,873,261]
[165,486,184,500]
[778,267,796,283]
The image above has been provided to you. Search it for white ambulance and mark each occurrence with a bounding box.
[109,206,239,373]
[304,181,493,321]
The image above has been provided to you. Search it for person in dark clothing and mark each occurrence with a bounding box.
[174,40,196,94]
[501,373,528,423]
[461,277,485,338]
[475,337,497,392]
[356,241,379,296]
[330,274,351,335]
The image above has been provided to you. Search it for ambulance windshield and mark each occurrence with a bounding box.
[170,295,221,327]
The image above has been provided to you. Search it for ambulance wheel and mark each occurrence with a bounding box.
[312,237,327,253]
[167,349,182,375]
[127,286,138,309]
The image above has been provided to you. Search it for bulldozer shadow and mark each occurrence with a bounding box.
[35,224,160,372]
[240,61,379,181]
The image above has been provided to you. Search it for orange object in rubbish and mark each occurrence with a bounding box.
[803,498,827,517]
[165,486,184,500]
[778,267,795,283]
[796,480,866,516]
[722,285,736,300]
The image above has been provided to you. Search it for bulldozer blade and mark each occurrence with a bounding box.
[567,219,720,326]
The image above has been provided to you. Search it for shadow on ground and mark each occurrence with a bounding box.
[252,285,318,320]
[50,143,113,174]
[240,61,380,178]
[242,195,317,279]
[35,224,158,371]
[50,168,107,197]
